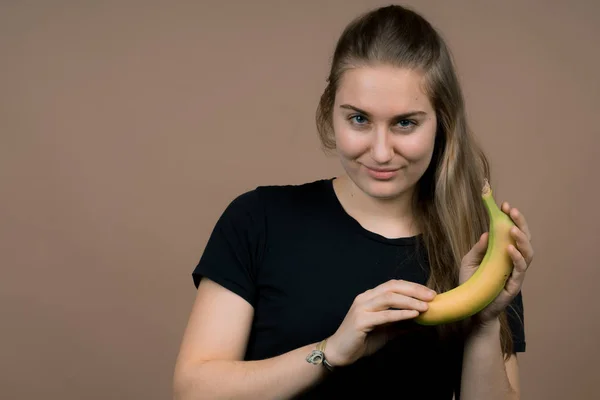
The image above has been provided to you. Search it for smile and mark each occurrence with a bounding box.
[363,165,400,180]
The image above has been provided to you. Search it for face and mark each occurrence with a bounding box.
[332,64,437,201]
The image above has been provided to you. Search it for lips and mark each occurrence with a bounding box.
[365,167,399,172]
[363,165,400,180]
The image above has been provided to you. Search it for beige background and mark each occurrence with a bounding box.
[2,1,598,399]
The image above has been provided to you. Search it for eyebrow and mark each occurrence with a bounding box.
[340,104,427,119]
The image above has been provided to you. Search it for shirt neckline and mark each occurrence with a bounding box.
[322,177,420,246]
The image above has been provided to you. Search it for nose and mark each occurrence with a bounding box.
[370,127,394,164]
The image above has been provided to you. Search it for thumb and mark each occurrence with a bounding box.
[464,232,489,265]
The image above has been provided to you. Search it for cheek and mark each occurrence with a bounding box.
[334,125,369,159]
[396,131,436,163]
[405,140,434,162]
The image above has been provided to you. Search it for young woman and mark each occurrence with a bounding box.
[173,5,533,399]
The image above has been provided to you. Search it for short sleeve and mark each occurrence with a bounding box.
[192,189,266,307]
[505,290,526,352]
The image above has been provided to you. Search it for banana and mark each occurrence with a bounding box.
[414,179,516,326]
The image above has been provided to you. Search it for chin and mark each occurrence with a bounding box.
[356,177,410,200]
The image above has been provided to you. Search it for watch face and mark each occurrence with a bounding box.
[306,350,324,365]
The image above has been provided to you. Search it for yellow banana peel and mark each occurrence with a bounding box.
[414,179,516,326]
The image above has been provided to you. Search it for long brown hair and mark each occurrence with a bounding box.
[316,5,514,357]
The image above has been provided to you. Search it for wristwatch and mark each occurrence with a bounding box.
[306,338,335,371]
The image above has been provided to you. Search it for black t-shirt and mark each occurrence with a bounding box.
[192,178,526,399]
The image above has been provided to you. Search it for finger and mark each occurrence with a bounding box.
[509,207,532,242]
[504,244,527,295]
[478,231,489,246]
[510,226,534,265]
[473,232,489,258]
[462,232,488,266]
[367,309,420,327]
[367,291,430,313]
[368,279,436,302]
[502,203,532,242]
[392,279,437,301]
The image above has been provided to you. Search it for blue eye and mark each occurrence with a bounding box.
[398,119,414,127]
[350,115,367,124]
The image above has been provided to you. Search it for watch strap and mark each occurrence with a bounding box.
[307,338,335,371]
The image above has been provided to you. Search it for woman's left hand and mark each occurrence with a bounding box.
[459,201,534,326]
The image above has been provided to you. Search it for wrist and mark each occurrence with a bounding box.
[470,316,501,338]
[321,337,345,370]
[318,333,353,368]
[305,338,338,372]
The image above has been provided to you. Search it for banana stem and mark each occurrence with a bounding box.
[482,178,492,196]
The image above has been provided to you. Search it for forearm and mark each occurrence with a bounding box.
[460,318,517,400]
[173,342,328,399]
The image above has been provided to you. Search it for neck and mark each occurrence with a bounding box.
[333,175,420,238]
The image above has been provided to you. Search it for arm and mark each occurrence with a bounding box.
[172,278,329,400]
[172,277,437,399]
[458,202,531,400]
[459,318,520,400]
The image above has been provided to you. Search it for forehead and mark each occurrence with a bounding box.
[335,65,433,114]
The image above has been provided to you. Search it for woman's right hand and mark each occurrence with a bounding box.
[324,279,437,367]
